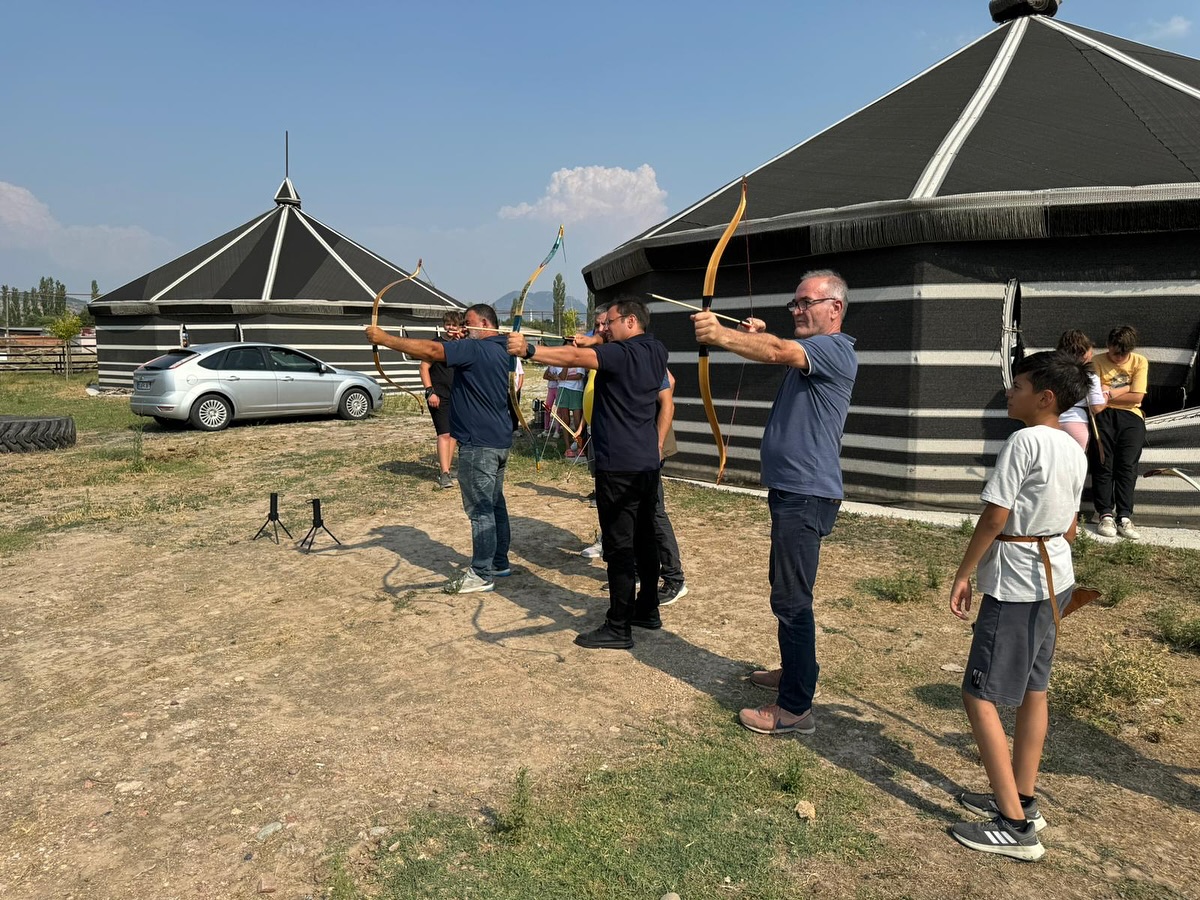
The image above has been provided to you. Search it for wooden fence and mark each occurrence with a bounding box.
[0,337,98,374]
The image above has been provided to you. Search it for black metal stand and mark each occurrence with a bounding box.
[253,492,293,544]
[298,498,340,552]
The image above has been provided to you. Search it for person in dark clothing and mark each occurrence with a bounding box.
[367,304,514,594]
[420,310,465,489]
[507,297,667,649]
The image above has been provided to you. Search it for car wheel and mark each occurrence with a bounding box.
[339,388,372,421]
[0,415,77,453]
[152,415,186,429]
[189,394,233,431]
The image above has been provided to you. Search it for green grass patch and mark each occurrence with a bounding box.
[0,372,140,432]
[856,571,928,604]
[329,722,879,899]
[1150,602,1200,651]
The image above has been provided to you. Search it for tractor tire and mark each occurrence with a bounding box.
[0,415,77,453]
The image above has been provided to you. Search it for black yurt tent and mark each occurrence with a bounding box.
[583,0,1200,526]
[89,178,464,396]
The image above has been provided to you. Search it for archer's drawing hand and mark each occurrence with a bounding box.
[740,317,767,334]
[506,333,529,357]
[950,577,973,620]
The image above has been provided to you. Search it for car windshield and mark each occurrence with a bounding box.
[140,349,197,370]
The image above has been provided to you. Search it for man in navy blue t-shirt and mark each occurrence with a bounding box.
[508,298,667,649]
[367,303,514,594]
[694,270,858,736]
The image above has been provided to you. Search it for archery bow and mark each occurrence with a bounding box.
[698,178,747,484]
[371,260,427,412]
[510,225,565,470]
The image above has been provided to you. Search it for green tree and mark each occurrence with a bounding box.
[48,312,83,378]
[562,308,580,336]
[552,273,566,335]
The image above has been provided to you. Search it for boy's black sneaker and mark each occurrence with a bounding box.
[574,623,633,650]
[958,791,1046,832]
[629,614,662,629]
[950,816,1045,861]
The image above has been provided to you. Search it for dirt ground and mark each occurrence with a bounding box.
[2,408,1199,899]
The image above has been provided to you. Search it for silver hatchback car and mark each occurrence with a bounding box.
[131,342,385,431]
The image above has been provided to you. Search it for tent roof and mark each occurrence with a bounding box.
[585,14,1200,288]
[95,178,463,312]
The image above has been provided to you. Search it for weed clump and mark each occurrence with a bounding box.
[1054,635,1174,738]
[493,768,533,839]
[857,571,927,603]
[1151,603,1200,651]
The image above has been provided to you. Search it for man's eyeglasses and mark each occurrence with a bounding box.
[786,297,837,313]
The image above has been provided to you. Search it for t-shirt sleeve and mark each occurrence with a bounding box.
[980,433,1027,511]
[1132,356,1149,393]
[799,335,854,381]
[1087,372,1105,407]
[443,340,475,368]
[593,342,623,372]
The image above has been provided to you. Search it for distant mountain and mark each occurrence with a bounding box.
[493,290,588,317]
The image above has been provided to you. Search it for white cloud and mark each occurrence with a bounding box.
[1142,15,1192,42]
[0,181,173,292]
[499,164,668,228]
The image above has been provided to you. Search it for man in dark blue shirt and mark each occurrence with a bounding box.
[694,270,858,736]
[367,303,514,594]
[508,298,668,649]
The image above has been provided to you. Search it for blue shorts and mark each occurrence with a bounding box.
[962,587,1073,706]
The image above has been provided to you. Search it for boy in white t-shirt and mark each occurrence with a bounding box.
[947,351,1090,861]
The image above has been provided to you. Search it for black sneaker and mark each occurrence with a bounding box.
[658,581,688,606]
[574,623,634,650]
[958,792,1046,832]
[437,471,453,489]
[949,816,1045,861]
[629,614,662,629]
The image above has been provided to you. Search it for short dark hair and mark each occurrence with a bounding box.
[1055,329,1093,360]
[1107,325,1138,355]
[466,303,499,329]
[1014,350,1089,413]
[608,296,650,331]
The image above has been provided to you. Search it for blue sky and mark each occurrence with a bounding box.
[3,0,1199,306]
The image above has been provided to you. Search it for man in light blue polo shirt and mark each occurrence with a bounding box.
[693,270,857,736]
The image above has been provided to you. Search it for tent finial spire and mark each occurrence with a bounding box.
[990,0,1059,23]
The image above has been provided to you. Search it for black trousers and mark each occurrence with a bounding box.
[596,469,661,633]
[654,477,684,585]
[1091,408,1146,519]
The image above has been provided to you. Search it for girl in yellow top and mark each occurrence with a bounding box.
[1091,325,1149,540]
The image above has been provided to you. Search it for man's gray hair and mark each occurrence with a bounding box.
[800,269,849,309]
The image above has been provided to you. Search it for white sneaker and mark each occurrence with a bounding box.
[443,568,495,594]
[581,539,603,558]
[1117,517,1141,540]
[1097,515,1117,538]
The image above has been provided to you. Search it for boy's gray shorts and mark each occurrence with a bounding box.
[962,587,1074,706]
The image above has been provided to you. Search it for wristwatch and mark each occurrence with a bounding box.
[524,343,537,360]
[423,387,435,398]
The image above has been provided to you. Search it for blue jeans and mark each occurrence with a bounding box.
[457,444,511,577]
[768,490,840,715]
